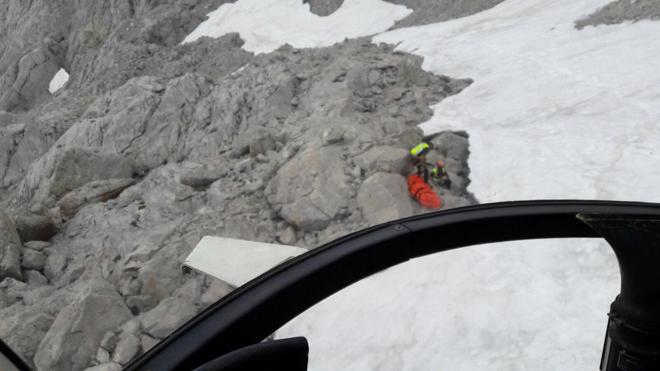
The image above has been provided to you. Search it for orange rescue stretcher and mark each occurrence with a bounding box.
[407,174,442,209]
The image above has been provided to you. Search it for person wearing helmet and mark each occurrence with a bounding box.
[409,142,431,183]
[431,159,452,189]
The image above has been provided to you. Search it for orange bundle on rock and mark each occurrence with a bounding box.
[407,174,442,209]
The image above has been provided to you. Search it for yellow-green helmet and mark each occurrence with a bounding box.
[410,142,430,157]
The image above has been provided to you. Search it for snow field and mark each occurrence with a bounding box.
[182,0,412,54]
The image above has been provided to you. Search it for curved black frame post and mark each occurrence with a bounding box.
[125,200,660,371]
[578,214,660,371]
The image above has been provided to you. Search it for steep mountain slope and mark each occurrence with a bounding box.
[0,1,477,370]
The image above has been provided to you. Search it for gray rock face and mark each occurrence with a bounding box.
[430,131,469,164]
[200,279,233,307]
[140,296,198,339]
[0,123,25,188]
[178,166,226,189]
[43,253,68,282]
[355,146,409,176]
[15,213,57,242]
[304,0,345,16]
[575,0,660,29]
[0,278,28,306]
[111,332,140,365]
[0,211,23,280]
[0,43,62,112]
[267,146,352,231]
[358,173,415,225]
[25,270,49,286]
[385,0,506,29]
[24,240,50,251]
[140,335,159,353]
[33,280,132,371]
[56,178,136,218]
[18,147,136,209]
[277,226,298,246]
[0,306,54,368]
[428,131,476,202]
[22,249,46,271]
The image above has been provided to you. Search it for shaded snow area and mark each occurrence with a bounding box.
[271,0,660,371]
[181,0,412,53]
[48,68,69,94]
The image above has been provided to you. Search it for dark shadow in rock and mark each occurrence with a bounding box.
[304,0,344,16]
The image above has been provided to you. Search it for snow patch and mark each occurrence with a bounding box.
[278,0,660,370]
[48,68,69,94]
[181,0,412,54]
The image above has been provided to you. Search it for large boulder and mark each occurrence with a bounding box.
[0,43,62,112]
[354,145,409,175]
[357,172,414,225]
[0,211,23,280]
[178,165,226,189]
[140,296,197,339]
[33,280,132,371]
[0,123,25,187]
[22,249,46,271]
[111,332,140,365]
[48,148,136,199]
[267,146,352,231]
[56,178,136,218]
[429,131,470,163]
[0,305,54,368]
[304,0,344,16]
[43,252,67,282]
[231,127,278,158]
[0,278,28,306]
[19,147,136,208]
[15,213,57,242]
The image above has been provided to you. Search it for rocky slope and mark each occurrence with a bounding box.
[0,1,476,370]
[576,0,660,29]
[305,0,506,29]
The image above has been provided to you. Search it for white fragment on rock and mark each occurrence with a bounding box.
[48,68,69,93]
[183,236,307,287]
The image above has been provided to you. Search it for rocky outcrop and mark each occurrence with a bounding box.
[33,280,132,371]
[17,147,136,209]
[0,212,23,280]
[428,131,475,201]
[355,146,409,176]
[304,0,345,16]
[0,306,54,366]
[15,213,57,243]
[0,1,250,194]
[358,172,415,225]
[56,178,136,218]
[267,146,352,231]
[0,42,63,112]
[575,0,660,29]
[140,296,198,339]
[385,0,506,29]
